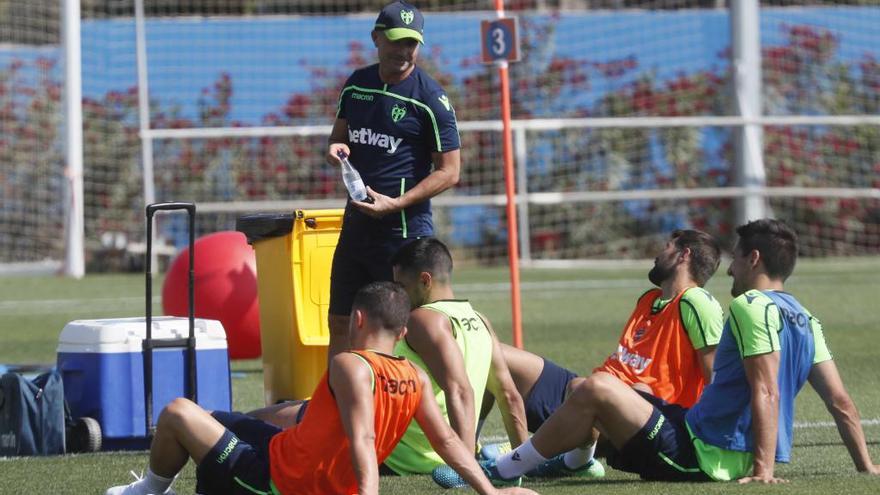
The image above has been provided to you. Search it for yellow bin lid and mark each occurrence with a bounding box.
[237,210,343,346]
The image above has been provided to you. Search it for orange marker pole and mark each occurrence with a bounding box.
[494,0,523,349]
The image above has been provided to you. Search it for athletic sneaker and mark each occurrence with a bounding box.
[431,459,523,489]
[104,483,176,495]
[525,455,605,479]
[479,441,512,461]
[104,470,177,495]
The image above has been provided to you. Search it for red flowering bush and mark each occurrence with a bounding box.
[4,16,877,265]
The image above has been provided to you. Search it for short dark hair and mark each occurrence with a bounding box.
[670,229,722,286]
[351,281,410,332]
[389,237,453,282]
[735,218,799,281]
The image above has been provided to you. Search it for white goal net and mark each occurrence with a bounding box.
[1,1,65,271]
[1,0,878,273]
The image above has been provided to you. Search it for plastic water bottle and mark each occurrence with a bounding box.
[336,149,370,202]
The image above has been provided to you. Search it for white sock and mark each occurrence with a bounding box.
[496,440,547,479]
[563,442,596,469]
[142,468,174,495]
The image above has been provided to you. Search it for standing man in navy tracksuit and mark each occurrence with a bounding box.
[326,1,461,360]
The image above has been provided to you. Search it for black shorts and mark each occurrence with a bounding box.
[524,358,578,432]
[329,230,418,316]
[606,391,710,482]
[195,411,282,495]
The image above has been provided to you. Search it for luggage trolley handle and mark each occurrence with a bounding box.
[144,202,197,435]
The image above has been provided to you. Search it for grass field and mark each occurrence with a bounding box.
[1,258,879,494]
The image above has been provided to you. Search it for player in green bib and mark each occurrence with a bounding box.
[386,299,491,474]
[385,237,529,475]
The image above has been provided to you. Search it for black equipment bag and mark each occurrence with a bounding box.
[0,371,66,456]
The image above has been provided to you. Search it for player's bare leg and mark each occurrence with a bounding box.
[591,379,651,458]
[631,382,653,395]
[246,400,307,429]
[495,373,654,479]
[501,343,545,400]
[105,398,226,495]
[478,344,541,440]
[150,398,226,476]
[533,373,653,455]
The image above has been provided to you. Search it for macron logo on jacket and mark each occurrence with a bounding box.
[349,127,403,154]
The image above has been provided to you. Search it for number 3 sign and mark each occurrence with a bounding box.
[481,17,520,64]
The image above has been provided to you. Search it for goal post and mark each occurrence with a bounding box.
[731,0,768,224]
[63,0,85,278]
[0,0,77,276]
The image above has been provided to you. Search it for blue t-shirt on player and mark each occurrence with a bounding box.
[686,290,817,463]
[336,63,460,239]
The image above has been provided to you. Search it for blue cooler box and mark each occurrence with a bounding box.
[56,317,232,450]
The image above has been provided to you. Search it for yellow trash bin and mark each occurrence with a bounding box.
[236,210,343,404]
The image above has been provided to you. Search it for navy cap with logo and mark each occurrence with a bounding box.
[374,1,425,44]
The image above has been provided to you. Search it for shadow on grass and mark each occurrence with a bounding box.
[230,358,265,374]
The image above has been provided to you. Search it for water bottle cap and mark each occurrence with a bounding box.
[336,149,348,160]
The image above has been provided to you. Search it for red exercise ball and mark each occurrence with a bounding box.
[162,231,261,360]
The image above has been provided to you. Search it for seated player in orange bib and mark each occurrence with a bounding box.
[105,282,537,495]
[477,230,724,477]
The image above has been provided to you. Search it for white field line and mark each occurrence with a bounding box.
[0,296,160,316]
[458,272,877,297]
[0,280,647,316]
[478,418,880,444]
[458,279,646,293]
[3,267,877,314]
[0,280,646,316]
[793,418,880,429]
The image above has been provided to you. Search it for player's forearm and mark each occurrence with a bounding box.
[495,388,529,447]
[326,119,350,166]
[698,348,716,383]
[445,387,477,451]
[327,118,348,144]
[396,167,459,210]
[350,436,380,495]
[750,386,779,478]
[826,394,875,471]
[432,431,497,495]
